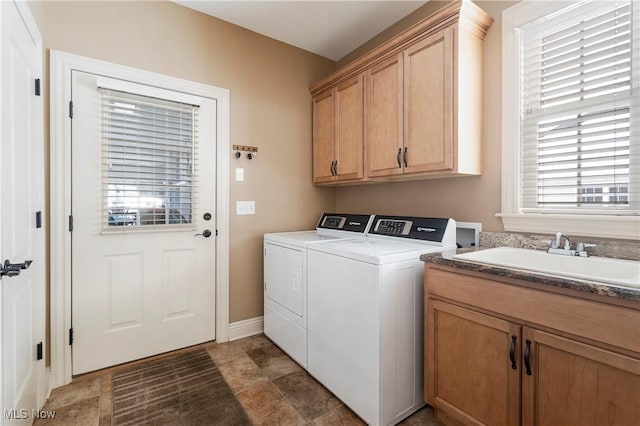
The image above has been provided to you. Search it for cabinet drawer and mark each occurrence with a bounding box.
[426,267,640,354]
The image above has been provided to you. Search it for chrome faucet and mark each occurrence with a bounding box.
[551,232,571,250]
[548,232,596,257]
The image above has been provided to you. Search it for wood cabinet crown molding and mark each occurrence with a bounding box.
[309,0,493,95]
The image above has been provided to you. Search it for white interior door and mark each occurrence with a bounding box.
[71,71,217,374]
[1,0,45,422]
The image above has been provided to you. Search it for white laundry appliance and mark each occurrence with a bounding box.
[307,215,457,426]
[263,213,373,367]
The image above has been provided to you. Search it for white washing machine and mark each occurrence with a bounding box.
[263,213,373,367]
[307,215,457,426]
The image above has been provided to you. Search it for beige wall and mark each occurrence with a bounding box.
[335,1,516,232]
[33,1,336,324]
[30,0,516,331]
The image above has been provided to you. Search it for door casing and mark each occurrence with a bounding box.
[49,50,231,387]
[0,0,47,413]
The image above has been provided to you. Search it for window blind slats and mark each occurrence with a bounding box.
[101,88,198,229]
[540,32,630,72]
[540,10,631,54]
[539,72,631,101]
[541,3,630,43]
[518,0,637,211]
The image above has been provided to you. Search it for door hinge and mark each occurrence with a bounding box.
[35,79,41,96]
[69,328,74,345]
[216,229,218,237]
[36,342,43,360]
[36,211,42,229]
[68,215,74,232]
[69,101,74,119]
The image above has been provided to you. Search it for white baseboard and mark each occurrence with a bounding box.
[228,316,264,341]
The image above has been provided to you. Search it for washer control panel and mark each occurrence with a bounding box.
[316,213,372,233]
[321,216,346,229]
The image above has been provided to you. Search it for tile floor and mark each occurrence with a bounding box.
[36,334,442,425]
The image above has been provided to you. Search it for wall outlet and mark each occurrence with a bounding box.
[236,201,255,215]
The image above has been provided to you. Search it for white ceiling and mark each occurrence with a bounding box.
[174,1,428,61]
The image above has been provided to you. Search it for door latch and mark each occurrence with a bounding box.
[1,259,32,277]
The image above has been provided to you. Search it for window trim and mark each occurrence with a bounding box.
[499,0,640,240]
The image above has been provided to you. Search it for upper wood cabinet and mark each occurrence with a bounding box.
[366,28,454,178]
[312,75,364,184]
[403,28,453,175]
[310,1,493,185]
[366,54,403,177]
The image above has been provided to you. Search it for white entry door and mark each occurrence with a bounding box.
[71,71,217,374]
[1,0,46,423]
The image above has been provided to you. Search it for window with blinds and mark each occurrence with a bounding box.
[101,88,199,230]
[519,0,639,212]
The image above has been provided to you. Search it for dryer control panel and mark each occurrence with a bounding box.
[316,213,372,234]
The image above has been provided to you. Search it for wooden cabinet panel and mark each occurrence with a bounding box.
[426,267,640,354]
[425,265,640,426]
[336,76,363,180]
[522,328,640,426]
[404,28,453,174]
[428,300,520,426]
[366,54,403,178]
[312,90,335,183]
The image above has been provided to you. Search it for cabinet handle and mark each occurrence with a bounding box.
[397,148,402,168]
[334,160,338,176]
[330,160,336,176]
[510,335,517,370]
[524,339,532,376]
[403,146,408,167]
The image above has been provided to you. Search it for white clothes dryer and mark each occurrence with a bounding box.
[263,213,373,367]
[307,215,457,426]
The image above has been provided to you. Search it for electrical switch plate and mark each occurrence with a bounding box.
[235,168,244,182]
[236,201,255,215]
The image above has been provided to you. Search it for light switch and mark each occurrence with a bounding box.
[236,201,255,215]
[235,168,244,182]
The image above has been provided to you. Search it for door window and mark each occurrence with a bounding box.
[101,88,199,230]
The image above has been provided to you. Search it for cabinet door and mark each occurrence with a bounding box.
[522,328,640,426]
[312,89,335,183]
[426,300,520,426]
[264,243,303,316]
[404,27,453,174]
[335,75,364,181]
[366,53,404,177]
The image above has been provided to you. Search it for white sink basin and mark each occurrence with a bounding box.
[453,247,640,289]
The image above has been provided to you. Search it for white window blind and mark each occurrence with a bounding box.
[519,0,639,213]
[101,88,199,230]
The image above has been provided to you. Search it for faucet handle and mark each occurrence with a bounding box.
[576,242,596,251]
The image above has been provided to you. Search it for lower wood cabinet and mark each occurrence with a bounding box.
[425,266,640,426]
[429,301,520,426]
[522,328,640,426]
